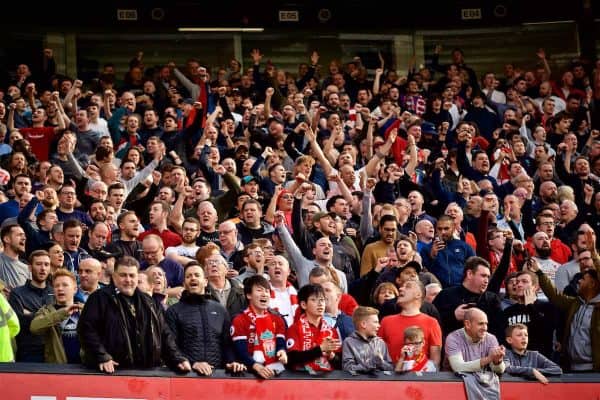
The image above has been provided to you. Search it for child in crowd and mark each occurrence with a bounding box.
[286,284,342,374]
[504,323,562,384]
[342,306,394,375]
[372,282,399,307]
[231,275,287,379]
[394,326,437,372]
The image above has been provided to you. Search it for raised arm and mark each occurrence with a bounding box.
[365,128,397,177]
[304,124,334,177]
[274,212,312,287]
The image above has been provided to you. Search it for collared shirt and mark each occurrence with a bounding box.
[210,280,231,308]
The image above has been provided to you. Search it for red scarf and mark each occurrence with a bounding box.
[405,351,429,372]
[243,307,278,365]
[270,282,298,306]
[298,314,337,373]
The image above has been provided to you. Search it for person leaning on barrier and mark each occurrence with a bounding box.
[78,256,191,373]
[165,262,245,376]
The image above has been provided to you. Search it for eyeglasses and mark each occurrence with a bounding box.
[143,249,161,255]
[538,222,554,227]
[61,192,76,196]
[281,195,294,200]
[308,297,326,304]
[218,229,236,235]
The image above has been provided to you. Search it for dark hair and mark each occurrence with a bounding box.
[108,182,125,194]
[243,274,270,296]
[326,195,345,212]
[62,219,82,232]
[297,284,326,308]
[582,268,600,284]
[463,256,490,280]
[36,208,56,227]
[379,214,398,227]
[183,261,203,274]
[58,182,76,194]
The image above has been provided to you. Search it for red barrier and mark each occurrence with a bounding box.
[1,373,598,400]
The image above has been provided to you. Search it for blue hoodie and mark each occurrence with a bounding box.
[421,239,475,287]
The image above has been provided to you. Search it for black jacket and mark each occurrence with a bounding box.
[78,285,186,370]
[433,284,504,340]
[165,291,234,367]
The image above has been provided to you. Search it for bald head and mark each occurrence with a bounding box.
[464,307,486,322]
[78,258,102,292]
[464,307,489,341]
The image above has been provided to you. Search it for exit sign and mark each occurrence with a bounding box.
[279,10,299,22]
[117,9,138,21]
[461,8,482,20]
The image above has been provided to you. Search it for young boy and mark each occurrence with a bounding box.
[286,284,342,374]
[395,326,437,372]
[504,323,562,384]
[231,275,287,379]
[342,306,394,375]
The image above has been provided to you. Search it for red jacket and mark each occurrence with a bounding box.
[524,237,572,265]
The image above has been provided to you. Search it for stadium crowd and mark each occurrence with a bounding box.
[1,43,600,389]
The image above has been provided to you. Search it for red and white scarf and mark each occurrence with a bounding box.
[270,283,298,325]
[243,307,278,365]
[298,314,338,373]
[402,351,430,372]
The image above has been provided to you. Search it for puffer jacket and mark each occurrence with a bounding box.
[165,291,234,367]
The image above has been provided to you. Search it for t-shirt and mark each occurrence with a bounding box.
[59,309,81,364]
[379,312,442,363]
[139,228,182,250]
[19,127,56,161]
[165,244,199,259]
[0,253,31,290]
[445,328,499,369]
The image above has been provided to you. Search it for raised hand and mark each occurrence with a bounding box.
[310,51,319,66]
[250,48,263,64]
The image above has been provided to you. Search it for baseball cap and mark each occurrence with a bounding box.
[241,175,258,185]
[421,121,438,135]
[312,211,336,224]
[395,261,422,276]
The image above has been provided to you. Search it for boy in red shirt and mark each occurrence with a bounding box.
[286,284,342,374]
[231,275,287,379]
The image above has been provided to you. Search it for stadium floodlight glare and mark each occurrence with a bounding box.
[178,27,264,32]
